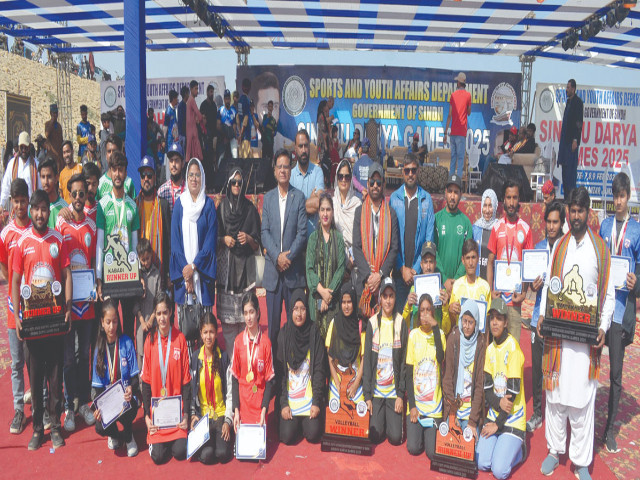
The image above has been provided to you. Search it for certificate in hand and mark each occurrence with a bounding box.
[493,260,522,293]
[235,424,267,460]
[152,395,182,429]
[72,269,96,302]
[414,273,442,306]
[187,415,211,459]
[92,379,131,429]
[460,297,488,333]
[522,249,549,283]
[611,255,633,291]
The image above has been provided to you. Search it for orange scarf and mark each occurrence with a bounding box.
[137,195,164,271]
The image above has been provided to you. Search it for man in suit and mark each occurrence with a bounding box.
[558,79,583,200]
[261,148,307,355]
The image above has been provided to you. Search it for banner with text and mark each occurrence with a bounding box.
[100,76,225,126]
[237,65,521,163]
[535,82,640,201]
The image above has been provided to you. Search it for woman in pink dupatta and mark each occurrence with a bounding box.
[186,80,206,161]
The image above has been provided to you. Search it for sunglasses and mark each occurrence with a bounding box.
[229,179,242,187]
[337,173,352,182]
[369,178,383,187]
[140,172,154,180]
[403,167,417,175]
[70,190,86,199]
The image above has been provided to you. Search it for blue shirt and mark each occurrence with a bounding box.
[164,104,177,147]
[353,154,373,193]
[91,334,139,388]
[531,238,550,328]
[77,120,91,158]
[219,105,237,127]
[290,162,324,237]
[237,94,252,141]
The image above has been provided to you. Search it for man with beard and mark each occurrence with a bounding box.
[59,141,83,204]
[12,189,72,451]
[487,179,533,342]
[81,162,100,222]
[137,155,170,285]
[434,174,472,334]
[57,174,97,433]
[45,105,64,171]
[96,135,136,201]
[290,129,324,238]
[199,84,220,189]
[0,131,40,213]
[526,200,565,433]
[39,158,68,228]
[537,187,613,480]
[157,142,185,217]
[96,151,140,339]
[352,163,399,318]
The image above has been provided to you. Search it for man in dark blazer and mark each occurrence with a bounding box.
[558,78,583,200]
[261,148,307,355]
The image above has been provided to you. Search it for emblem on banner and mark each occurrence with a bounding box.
[539,88,554,114]
[490,82,517,126]
[282,75,307,116]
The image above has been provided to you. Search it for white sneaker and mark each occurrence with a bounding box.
[107,436,120,450]
[126,437,138,457]
[23,390,32,405]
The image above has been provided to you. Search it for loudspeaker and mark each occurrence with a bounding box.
[215,157,271,194]
[479,164,534,202]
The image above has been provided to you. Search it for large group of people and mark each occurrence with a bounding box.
[0,73,628,480]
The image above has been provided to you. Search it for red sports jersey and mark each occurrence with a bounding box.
[57,215,97,320]
[141,326,191,444]
[230,329,275,424]
[0,219,31,328]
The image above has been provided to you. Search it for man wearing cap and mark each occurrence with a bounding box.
[353,163,399,318]
[389,152,434,308]
[409,132,428,164]
[434,173,472,333]
[557,79,583,200]
[157,142,185,217]
[0,132,40,213]
[352,137,373,194]
[218,89,237,161]
[81,133,98,166]
[45,104,64,171]
[35,134,47,164]
[290,129,324,238]
[443,73,472,178]
[76,105,91,162]
[137,155,170,283]
[59,141,83,204]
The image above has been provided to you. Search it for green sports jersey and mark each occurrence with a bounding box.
[49,196,68,228]
[96,174,136,201]
[434,208,472,283]
[96,193,140,253]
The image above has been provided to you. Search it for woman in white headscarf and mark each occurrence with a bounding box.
[332,159,361,268]
[472,188,498,280]
[170,158,218,335]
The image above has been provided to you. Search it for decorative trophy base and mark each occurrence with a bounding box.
[102,279,144,299]
[321,434,373,456]
[431,414,478,479]
[21,312,67,340]
[540,318,599,345]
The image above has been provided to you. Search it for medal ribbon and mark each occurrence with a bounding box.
[158,328,172,395]
[246,329,260,377]
[204,349,216,411]
[505,223,516,265]
[611,214,629,256]
[106,340,119,385]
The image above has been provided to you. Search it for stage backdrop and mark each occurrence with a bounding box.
[100,76,226,126]
[237,66,521,165]
[535,82,640,202]
[5,92,31,141]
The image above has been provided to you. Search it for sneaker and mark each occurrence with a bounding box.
[28,431,43,451]
[9,410,25,434]
[43,410,52,431]
[63,409,75,432]
[526,413,543,433]
[541,453,559,476]
[50,429,65,449]
[604,434,620,454]
[107,436,120,450]
[79,404,95,426]
[23,390,31,405]
[126,437,138,457]
[574,466,592,480]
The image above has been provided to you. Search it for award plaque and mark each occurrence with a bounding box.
[20,280,68,340]
[102,233,143,298]
[321,363,372,456]
[431,398,477,479]
[540,268,599,344]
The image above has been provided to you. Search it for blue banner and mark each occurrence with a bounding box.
[237,65,521,164]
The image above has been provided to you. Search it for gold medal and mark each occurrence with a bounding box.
[252,385,258,394]
[246,371,254,382]
[506,267,512,276]
[161,387,167,397]
[212,412,218,421]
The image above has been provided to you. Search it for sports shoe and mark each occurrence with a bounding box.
[23,390,31,405]
[541,453,559,476]
[63,409,75,432]
[43,410,52,431]
[10,410,25,434]
[526,413,543,433]
[79,404,95,426]
[604,434,620,454]
[574,466,592,480]
[28,431,43,451]
[126,437,138,457]
[50,429,65,449]
[107,436,120,450]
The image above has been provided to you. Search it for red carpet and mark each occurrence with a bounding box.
[0,280,621,479]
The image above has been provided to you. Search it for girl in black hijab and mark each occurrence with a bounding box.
[277,289,325,445]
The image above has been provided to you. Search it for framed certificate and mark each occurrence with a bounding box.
[493,260,522,293]
[92,379,131,429]
[611,255,633,291]
[460,297,488,333]
[235,424,266,460]
[152,395,182,429]
[414,273,442,306]
[187,415,211,460]
[522,249,549,283]
[72,269,97,302]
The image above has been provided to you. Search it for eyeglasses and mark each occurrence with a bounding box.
[188,172,201,179]
[369,178,383,187]
[70,190,86,199]
[275,164,290,170]
[403,167,417,176]
[140,172,154,180]
[229,179,242,187]
[337,173,352,182]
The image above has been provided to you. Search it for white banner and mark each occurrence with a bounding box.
[100,76,226,125]
[535,82,640,202]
